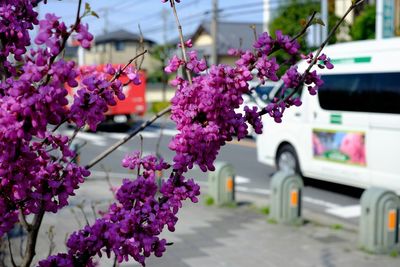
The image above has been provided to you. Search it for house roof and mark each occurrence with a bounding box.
[95,29,155,45]
[192,21,263,56]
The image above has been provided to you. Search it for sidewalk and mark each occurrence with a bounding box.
[30,176,399,267]
[131,196,398,267]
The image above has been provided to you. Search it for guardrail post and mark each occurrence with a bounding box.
[359,187,400,254]
[270,171,303,225]
[208,162,235,205]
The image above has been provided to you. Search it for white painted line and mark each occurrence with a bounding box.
[70,131,107,146]
[89,170,134,179]
[235,175,250,184]
[303,196,341,209]
[106,131,160,139]
[157,129,179,137]
[235,186,271,195]
[326,205,361,218]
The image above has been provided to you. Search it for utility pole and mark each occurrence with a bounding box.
[211,0,218,65]
[99,7,110,34]
[321,0,328,42]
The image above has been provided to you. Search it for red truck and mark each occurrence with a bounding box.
[67,64,147,124]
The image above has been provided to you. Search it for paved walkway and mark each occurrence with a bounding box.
[15,177,399,267]
[111,198,397,267]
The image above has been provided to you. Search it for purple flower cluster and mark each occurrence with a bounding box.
[253,30,299,56]
[164,51,206,74]
[0,1,134,243]
[169,63,253,172]
[40,151,200,267]
[0,0,38,74]
[0,134,90,237]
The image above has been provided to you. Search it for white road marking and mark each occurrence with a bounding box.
[63,130,108,146]
[325,205,361,218]
[106,131,160,139]
[89,170,134,179]
[303,196,340,209]
[235,186,271,195]
[235,175,250,184]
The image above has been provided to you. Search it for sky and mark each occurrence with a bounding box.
[38,0,272,44]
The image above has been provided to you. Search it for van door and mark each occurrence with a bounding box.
[367,72,400,193]
[305,74,370,189]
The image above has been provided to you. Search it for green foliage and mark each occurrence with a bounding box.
[390,250,399,258]
[350,4,376,40]
[151,101,170,114]
[268,0,340,75]
[259,206,270,215]
[204,195,215,206]
[330,223,343,230]
[148,44,175,83]
[267,218,278,224]
[147,69,165,83]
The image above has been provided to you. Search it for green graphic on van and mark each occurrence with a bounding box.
[330,56,371,65]
[312,129,366,166]
[330,114,342,124]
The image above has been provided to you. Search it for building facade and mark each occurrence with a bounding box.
[83,30,160,73]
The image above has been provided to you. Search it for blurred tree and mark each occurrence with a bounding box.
[350,4,376,40]
[268,0,341,75]
[149,44,174,83]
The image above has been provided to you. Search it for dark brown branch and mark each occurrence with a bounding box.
[20,209,45,267]
[85,106,171,169]
[7,234,17,267]
[18,209,31,232]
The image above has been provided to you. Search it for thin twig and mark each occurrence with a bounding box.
[7,234,17,267]
[18,209,31,232]
[170,0,193,85]
[110,50,147,83]
[90,201,98,220]
[259,0,364,116]
[46,226,56,257]
[76,201,90,226]
[70,208,82,228]
[85,106,171,169]
[290,11,317,42]
[100,164,116,198]
[136,24,145,70]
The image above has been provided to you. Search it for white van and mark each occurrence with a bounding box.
[256,38,400,194]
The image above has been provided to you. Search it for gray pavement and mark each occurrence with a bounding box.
[6,174,399,267]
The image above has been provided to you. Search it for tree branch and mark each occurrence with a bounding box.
[259,0,364,116]
[7,234,17,267]
[18,209,32,232]
[20,209,45,267]
[85,106,171,169]
[170,0,193,85]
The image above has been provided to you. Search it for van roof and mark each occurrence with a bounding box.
[298,37,400,74]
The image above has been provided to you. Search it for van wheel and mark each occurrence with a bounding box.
[276,144,301,176]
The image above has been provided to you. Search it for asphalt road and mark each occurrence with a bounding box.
[59,119,363,226]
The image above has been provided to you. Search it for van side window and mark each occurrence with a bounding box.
[318,73,400,114]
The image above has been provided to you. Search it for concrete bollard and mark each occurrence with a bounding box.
[270,171,303,225]
[208,162,235,205]
[359,187,400,254]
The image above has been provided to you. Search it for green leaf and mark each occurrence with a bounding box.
[85,2,91,12]
[313,18,325,26]
[91,11,99,19]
